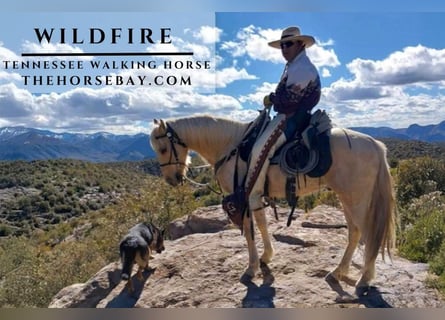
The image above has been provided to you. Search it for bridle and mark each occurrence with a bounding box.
[154,122,188,168]
[154,122,223,195]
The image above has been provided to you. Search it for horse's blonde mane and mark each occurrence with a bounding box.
[167,114,249,156]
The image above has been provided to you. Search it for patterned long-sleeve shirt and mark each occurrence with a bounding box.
[271,50,321,115]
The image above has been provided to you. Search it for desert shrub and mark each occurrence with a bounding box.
[430,241,445,276]
[0,237,35,279]
[137,177,202,235]
[53,204,72,214]
[296,190,340,212]
[315,190,340,208]
[426,241,445,292]
[0,238,105,307]
[398,193,445,263]
[203,193,222,206]
[299,193,316,211]
[398,191,445,231]
[397,157,445,208]
[0,237,38,307]
[0,224,13,237]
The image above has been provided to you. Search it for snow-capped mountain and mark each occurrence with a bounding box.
[0,127,154,162]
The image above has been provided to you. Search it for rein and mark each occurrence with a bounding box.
[184,165,223,195]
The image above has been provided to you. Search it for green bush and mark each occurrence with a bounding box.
[398,193,445,263]
[398,191,445,231]
[0,173,203,307]
[203,194,222,207]
[430,241,445,276]
[0,224,13,237]
[299,193,316,212]
[315,190,340,208]
[0,238,105,307]
[396,158,445,293]
[397,157,445,208]
[296,190,340,212]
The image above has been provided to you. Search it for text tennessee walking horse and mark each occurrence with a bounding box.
[150,114,396,294]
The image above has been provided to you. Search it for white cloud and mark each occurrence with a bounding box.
[227,108,260,123]
[323,92,445,129]
[320,45,445,128]
[190,26,222,44]
[321,68,331,78]
[347,45,445,86]
[220,40,246,58]
[238,81,275,105]
[0,70,22,83]
[324,78,395,101]
[324,45,445,103]
[220,25,283,63]
[21,40,91,61]
[216,67,257,88]
[152,38,212,60]
[220,25,341,69]
[0,83,35,118]
[308,42,340,69]
[0,42,21,61]
[0,43,26,84]
[0,83,247,134]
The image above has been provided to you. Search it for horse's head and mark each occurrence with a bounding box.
[150,119,189,186]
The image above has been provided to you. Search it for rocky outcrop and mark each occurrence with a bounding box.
[167,205,232,240]
[49,205,444,308]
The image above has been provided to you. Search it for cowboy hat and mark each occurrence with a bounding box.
[268,26,315,49]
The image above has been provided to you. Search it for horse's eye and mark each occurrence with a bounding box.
[160,148,167,154]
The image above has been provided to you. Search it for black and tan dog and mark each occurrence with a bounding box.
[119,222,165,292]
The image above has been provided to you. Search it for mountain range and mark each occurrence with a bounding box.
[350,120,445,142]
[0,127,154,162]
[0,120,444,162]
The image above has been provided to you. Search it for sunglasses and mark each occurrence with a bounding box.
[280,41,295,49]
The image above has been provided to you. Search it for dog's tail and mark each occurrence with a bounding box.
[120,240,138,280]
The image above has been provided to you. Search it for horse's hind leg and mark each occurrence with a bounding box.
[355,243,378,294]
[242,214,260,278]
[253,208,274,263]
[326,205,361,284]
[327,223,360,284]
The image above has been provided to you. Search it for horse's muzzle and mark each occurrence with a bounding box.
[165,173,184,186]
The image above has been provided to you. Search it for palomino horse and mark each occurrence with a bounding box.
[150,114,396,294]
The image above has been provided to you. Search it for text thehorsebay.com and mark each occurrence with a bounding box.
[2,27,212,87]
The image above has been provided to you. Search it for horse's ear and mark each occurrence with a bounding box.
[153,119,166,130]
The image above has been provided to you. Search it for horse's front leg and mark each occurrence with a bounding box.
[242,213,259,278]
[253,208,274,263]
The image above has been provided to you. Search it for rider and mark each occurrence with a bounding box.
[245,26,321,212]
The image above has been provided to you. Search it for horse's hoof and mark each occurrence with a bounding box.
[240,273,253,284]
[325,272,340,285]
[260,254,273,264]
[335,293,359,303]
[242,265,259,279]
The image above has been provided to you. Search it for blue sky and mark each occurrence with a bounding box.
[0,2,445,134]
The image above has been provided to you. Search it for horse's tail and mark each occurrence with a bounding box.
[364,140,396,261]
